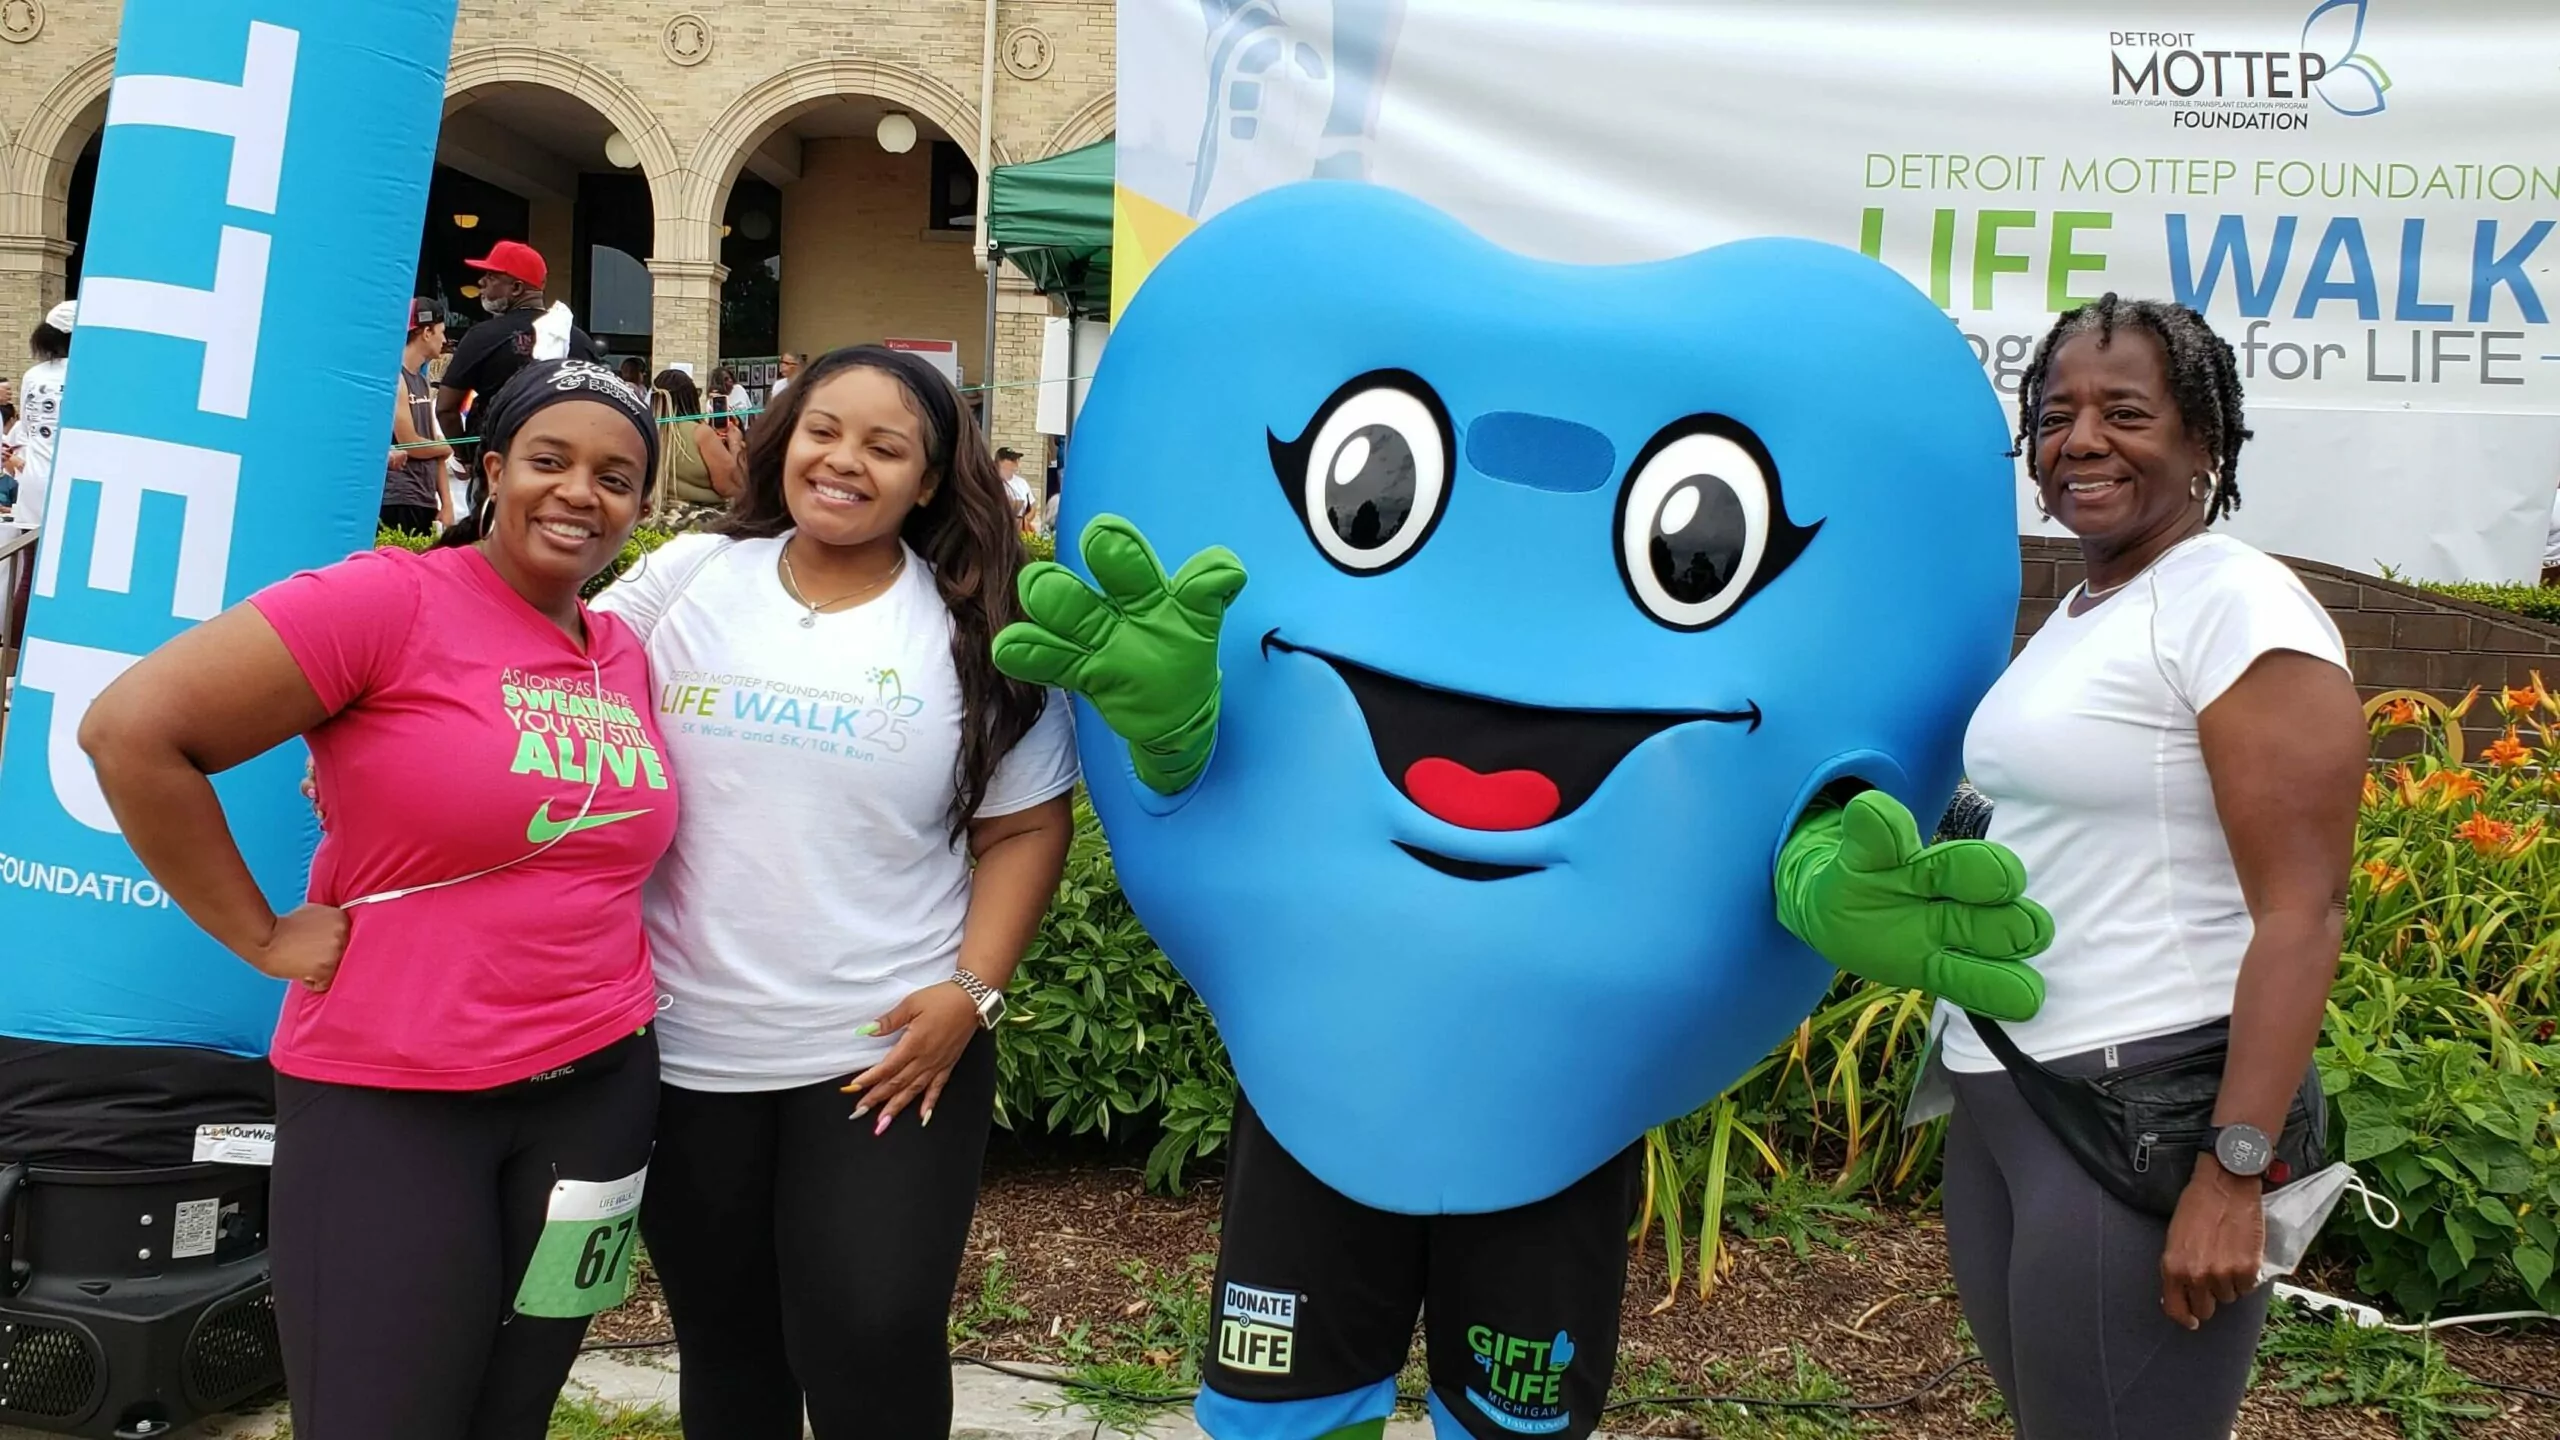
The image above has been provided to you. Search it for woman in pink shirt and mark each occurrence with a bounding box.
[80,359,677,1440]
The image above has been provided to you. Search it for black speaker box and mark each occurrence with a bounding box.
[0,1162,282,1439]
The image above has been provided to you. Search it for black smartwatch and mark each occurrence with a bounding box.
[2206,1123,2275,1178]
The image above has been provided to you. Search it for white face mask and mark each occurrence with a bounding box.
[2258,1163,2401,1287]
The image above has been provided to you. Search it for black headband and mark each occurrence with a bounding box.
[478,358,660,483]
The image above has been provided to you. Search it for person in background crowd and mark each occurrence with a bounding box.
[2541,483,2560,588]
[0,377,17,432]
[1940,295,2362,1439]
[769,351,805,403]
[594,344,1075,1440]
[438,240,599,469]
[618,357,650,394]
[707,365,750,443]
[80,359,675,1440]
[651,368,739,512]
[995,447,1034,533]
[383,298,454,536]
[6,301,74,529]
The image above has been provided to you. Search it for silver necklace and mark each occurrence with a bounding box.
[778,543,904,628]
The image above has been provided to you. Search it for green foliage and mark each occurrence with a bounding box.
[995,794,1236,1191]
[545,1395,683,1440]
[1725,1168,1879,1260]
[370,523,680,599]
[948,1248,1034,1349]
[1033,1254,1217,1438]
[1023,530,1057,564]
[2259,1306,2497,1440]
[2330,692,2560,1316]
[2419,580,2560,626]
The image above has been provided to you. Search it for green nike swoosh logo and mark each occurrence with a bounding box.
[526,802,652,844]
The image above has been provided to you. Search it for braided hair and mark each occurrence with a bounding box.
[2012,293,2251,523]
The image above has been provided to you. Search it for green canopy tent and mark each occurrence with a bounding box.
[986,138,1114,320]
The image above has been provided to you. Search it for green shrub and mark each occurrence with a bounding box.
[2418,580,2560,626]
[1023,531,1057,564]
[372,523,679,599]
[995,793,1235,1191]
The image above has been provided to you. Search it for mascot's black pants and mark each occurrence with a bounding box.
[1198,1095,1642,1440]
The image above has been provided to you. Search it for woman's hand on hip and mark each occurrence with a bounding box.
[2160,1156,2266,1329]
[842,981,981,1134]
[252,903,350,994]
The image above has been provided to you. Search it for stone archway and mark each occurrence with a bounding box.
[677,55,1006,263]
[443,46,681,232]
[0,44,116,318]
[1047,90,1115,157]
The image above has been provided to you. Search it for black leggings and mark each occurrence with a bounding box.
[269,1029,659,1440]
[640,1030,998,1440]
[1942,1033,2270,1440]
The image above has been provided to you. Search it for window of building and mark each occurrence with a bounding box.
[928,140,978,232]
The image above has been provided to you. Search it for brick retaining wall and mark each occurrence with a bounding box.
[2017,537,2560,749]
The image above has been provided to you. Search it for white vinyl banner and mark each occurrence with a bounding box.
[1116,0,2560,581]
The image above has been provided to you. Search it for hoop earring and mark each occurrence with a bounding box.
[2033,488,2051,520]
[2190,473,2216,503]
[477,497,496,535]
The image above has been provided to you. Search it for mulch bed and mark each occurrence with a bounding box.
[592,1139,2560,1438]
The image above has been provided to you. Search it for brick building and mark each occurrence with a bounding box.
[0,0,1114,461]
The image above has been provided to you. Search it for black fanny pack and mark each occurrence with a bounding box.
[1970,1017,2326,1218]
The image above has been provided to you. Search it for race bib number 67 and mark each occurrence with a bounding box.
[513,1168,647,1319]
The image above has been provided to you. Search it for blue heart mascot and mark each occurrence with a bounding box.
[994,181,2052,1440]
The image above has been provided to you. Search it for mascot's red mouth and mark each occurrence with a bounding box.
[1258,632,1759,859]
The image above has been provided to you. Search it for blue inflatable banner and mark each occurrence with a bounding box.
[0,0,462,1056]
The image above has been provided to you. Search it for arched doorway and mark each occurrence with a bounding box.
[686,62,1002,409]
[433,80,665,370]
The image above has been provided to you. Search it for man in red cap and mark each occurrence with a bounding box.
[434,239,598,467]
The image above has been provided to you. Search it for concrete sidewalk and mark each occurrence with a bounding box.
[2,1349,1559,1439]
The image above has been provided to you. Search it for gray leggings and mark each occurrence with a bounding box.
[1942,1034,2267,1440]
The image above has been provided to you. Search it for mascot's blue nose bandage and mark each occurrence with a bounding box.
[1063,182,2020,1214]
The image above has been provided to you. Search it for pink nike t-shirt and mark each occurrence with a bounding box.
[248,545,678,1089]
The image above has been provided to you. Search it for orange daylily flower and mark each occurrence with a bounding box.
[2381,697,2421,727]
[2458,812,2516,854]
[2505,685,2550,715]
[2450,686,2484,720]
[2484,730,2533,768]
[2506,820,2547,859]
[2424,769,2487,805]
[2362,772,2384,807]
[2360,858,2410,894]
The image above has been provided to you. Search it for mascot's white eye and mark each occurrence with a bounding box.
[1616,422,1812,630]
[1280,378,1451,574]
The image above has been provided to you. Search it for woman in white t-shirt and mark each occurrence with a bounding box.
[594,345,1076,1439]
[1943,296,2364,1438]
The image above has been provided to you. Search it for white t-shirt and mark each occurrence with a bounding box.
[2543,487,2560,568]
[1937,534,2348,1073]
[594,533,1080,1090]
[1003,473,1035,520]
[16,358,65,527]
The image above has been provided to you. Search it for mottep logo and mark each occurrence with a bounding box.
[2106,0,2390,131]
[1464,1326,1574,1435]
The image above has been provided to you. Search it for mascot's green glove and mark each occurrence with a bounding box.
[1774,789,2052,1022]
[993,515,1245,796]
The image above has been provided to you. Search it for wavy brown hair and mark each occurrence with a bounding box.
[715,344,1043,835]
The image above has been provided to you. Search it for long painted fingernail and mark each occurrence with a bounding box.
[921,1107,934,1128]
[841,1079,864,1093]
[850,1104,871,1120]
[855,1022,880,1037]
[873,1112,892,1137]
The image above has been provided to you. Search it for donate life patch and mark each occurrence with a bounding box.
[1217,1282,1299,1375]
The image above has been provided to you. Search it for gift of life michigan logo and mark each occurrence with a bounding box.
[502,668,669,827]
[1217,1283,1301,1375]
[1465,1327,1576,1435]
